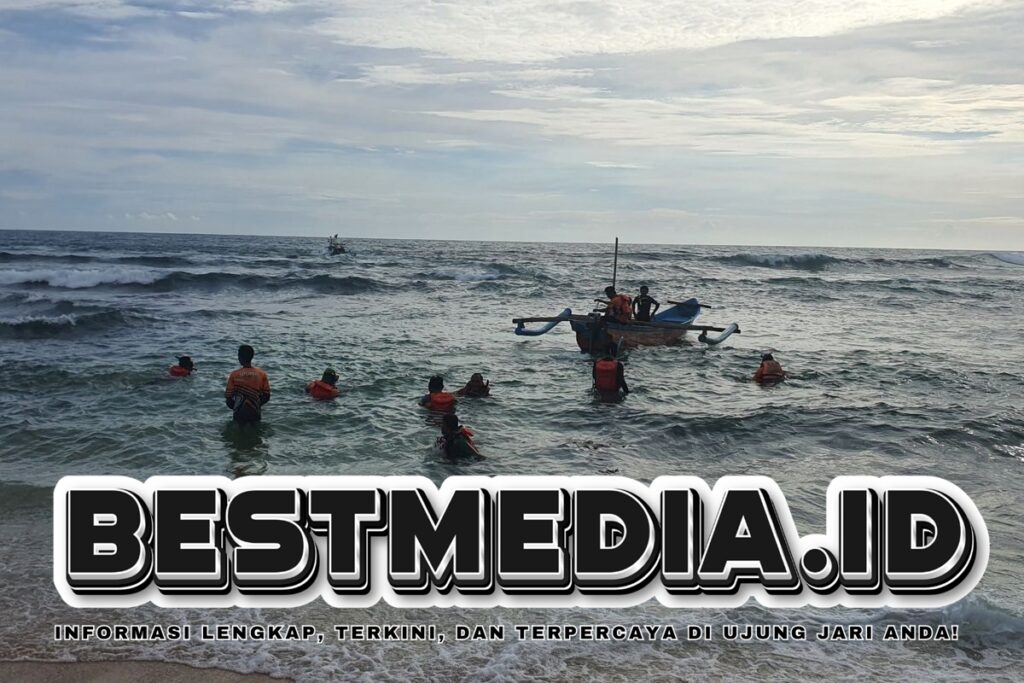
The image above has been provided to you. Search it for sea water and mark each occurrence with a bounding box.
[0,230,1022,680]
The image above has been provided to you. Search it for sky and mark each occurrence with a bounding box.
[0,0,1022,248]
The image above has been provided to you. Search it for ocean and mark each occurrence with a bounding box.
[0,229,1022,681]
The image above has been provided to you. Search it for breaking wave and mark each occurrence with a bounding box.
[717,253,841,271]
[0,268,388,294]
[718,253,967,271]
[0,251,196,268]
[0,310,133,338]
[0,267,163,288]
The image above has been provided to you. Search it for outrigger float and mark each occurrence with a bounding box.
[512,239,740,353]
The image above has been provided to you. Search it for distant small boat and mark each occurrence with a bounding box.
[514,298,739,353]
[327,235,346,255]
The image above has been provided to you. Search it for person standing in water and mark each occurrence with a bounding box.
[632,285,660,322]
[593,353,629,398]
[225,344,271,424]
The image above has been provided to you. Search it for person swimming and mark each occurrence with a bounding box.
[753,353,786,384]
[225,344,271,424]
[419,375,456,411]
[455,373,491,397]
[306,367,340,400]
[168,356,194,377]
[603,286,633,323]
[437,413,483,459]
[593,353,629,398]
[632,285,660,322]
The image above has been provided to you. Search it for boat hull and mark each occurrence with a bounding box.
[569,298,702,352]
[570,320,688,352]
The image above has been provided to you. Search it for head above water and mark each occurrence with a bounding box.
[442,413,460,432]
[238,345,255,365]
[604,286,617,298]
[177,356,194,371]
[469,373,484,384]
[761,353,775,362]
[428,375,444,392]
[322,368,339,385]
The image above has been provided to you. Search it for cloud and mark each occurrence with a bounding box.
[0,0,1021,246]
[316,0,1008,62]
[125,211,179,221]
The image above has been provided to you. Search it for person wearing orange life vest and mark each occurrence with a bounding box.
[437,413,483,459]
[306,368,340,401]
[225,344,271,424]
[753,353,786,384]
[603,286,633,323]
[169,356,194,377]
[593,354,629,397]
[419,375,456,411]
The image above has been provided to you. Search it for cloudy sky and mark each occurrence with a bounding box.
[0,0,1022,247]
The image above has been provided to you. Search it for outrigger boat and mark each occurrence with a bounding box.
[513,300,739,353]
[327,235,346,255]
[512,239,740,353]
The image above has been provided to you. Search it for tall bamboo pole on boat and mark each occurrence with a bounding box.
[612,237,619,289]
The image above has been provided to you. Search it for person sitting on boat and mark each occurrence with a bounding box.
[225,345,271,424]
[437,413,483,459]
[306,367,340,400]
[603,286,633,323]
[632,285,660,322]
[593,354,629,398]
[169,355,195,377]
[753,353,786,384]
[419,375,457,411]
[455,373,490,397]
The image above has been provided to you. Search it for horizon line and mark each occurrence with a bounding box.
[0,227,1006,254]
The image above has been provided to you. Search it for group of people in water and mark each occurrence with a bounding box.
[167,347,490,459]
[166,284,785,461]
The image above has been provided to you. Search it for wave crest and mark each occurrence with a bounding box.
[718,253,840,271]
[0,310,131,338]
[991,252,1024,266]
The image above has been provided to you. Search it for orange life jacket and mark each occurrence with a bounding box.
[169,365,191,377]
[426,391,456,411]
[594,359,619,392]
[755,360,785,383]
[306,379,340,400]
[609,294,633,322]
[436,426,476,452]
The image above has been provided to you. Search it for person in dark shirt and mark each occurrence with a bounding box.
[437,413,484,459]
[455,373,491,397]
[225,345,271,424]
[632,285,660,322]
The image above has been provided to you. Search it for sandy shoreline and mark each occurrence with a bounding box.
[0,660,294,682]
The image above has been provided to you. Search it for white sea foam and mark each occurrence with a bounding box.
[0,267,162,288]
